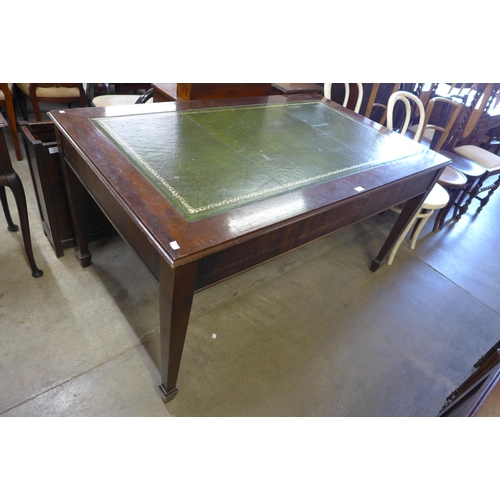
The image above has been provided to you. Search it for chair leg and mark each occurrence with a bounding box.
[433,188,462,232]
[387,211,420,265]
[3,174,43,278]
[16,91,29,122]
[31,99,43,122]
[476,175,500,213]
[409,209,433,249]
[452,178,474,220]
[454,172,487,220]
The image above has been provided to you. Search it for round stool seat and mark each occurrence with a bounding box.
[438,165,467,188]
[423,183,449,209]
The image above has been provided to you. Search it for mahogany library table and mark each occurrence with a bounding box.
[49,94,450,402]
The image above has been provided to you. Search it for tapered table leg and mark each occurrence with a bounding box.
[61,160,92,267]
[158,258,199,402]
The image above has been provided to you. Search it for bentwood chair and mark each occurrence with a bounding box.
[324,83,363,113]
[87,84,154,107]
[384,91,453,265]
[16,84,87,122]
[0,83,23,160]
[0,114,42,277]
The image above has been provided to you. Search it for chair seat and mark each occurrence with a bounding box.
[454,145,500,172]
[92,95,154,107]
[422,183,449,210]
[438,150,486,178]
[17,83,81,98]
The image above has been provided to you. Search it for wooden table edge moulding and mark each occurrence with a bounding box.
[48,94,450,402]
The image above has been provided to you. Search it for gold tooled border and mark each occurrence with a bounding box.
[93,102,425,216]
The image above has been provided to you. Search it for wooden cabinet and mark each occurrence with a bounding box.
[152,83,272,102]
[21,121,114,257]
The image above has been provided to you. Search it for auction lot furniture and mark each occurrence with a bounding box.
[271,83,324,95]
[0,83,23,160]
[16,84,86,122]
[20,121,114,257]
[0,114,42,277]
[49,94,450,401]
[152,83,272,102]
[438,346,500,417]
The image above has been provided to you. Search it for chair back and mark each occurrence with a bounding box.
[422,97,464,151]
[413,83,439,110]
[0,83,23,160]
[437,84,496,148]
[362,83,400,125]
[324,83,363,113]
[386,90,426,142]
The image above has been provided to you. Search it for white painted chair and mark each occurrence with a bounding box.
[88,85,154,107]
[385,91,450,265]
[324,83,363,113]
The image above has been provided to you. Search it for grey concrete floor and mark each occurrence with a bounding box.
[1,103,499,417]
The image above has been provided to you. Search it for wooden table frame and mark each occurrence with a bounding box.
[49,94,450,402]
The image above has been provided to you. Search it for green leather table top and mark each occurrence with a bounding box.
[92,101,425,222]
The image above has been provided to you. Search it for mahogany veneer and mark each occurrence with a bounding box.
[49,94,450,401]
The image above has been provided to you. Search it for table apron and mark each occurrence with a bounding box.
[60,131,443,290]
[194,168,440,291]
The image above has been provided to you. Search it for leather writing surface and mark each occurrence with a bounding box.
[92,102,425,222]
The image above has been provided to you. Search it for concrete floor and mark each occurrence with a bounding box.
[1,102,499,417]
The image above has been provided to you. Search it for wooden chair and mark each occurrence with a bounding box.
[384,91,453,265]
[452,143,500,214]
[0,114,42,277]
[361,83,400,125]
[413,83,439,110]
[426,99,487,225]
[420,97,464,151]
[0,83,23,160]
[16,84,86,122]
[409,96,478,231]
[323,83,363,113]
[436,83,495,147]
[442,85,500,216]
[404,94,473,232]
